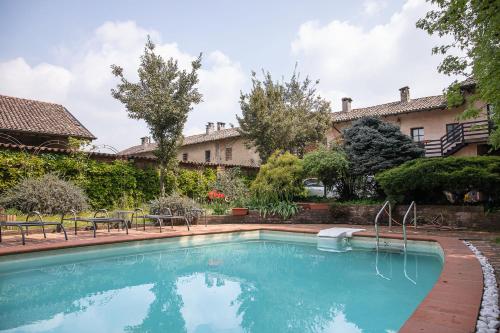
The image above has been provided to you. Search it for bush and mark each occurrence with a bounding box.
[176,168,216,200]
[210,168,249,207]
[251,151,305,202]
[343,116,424,176]
[149,193,201,215]
[248,198,300,220]
[303,145,348,197]
[376,156,500,204]
[0,150,159,209]
[0,174,88,214]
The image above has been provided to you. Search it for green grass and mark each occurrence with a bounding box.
[495,237,500,244]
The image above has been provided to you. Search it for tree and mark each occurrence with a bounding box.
[417,1,500,148]
[237,69,331,163]
[303,145,348,197]
[111,37,202,195]
[343,117,424,177]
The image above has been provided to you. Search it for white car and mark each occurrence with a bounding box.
[303,178,336,198]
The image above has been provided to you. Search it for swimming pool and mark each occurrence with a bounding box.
[0,231,443,333]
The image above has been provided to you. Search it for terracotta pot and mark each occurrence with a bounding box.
[232,208,249,216]
[308,203,330,210]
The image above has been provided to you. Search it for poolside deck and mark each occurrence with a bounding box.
[1,223,498,333]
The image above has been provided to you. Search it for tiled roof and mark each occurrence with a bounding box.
[119,127,241,155]
[183,127,240,145]
[0,95,96,140]
[118,142,158,155]
[331,95,447,123]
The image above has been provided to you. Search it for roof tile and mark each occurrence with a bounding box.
[0,95,96,139]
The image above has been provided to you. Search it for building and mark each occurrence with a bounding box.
[327,80,492,157]
[0,94,96,147]
[120,122,260,168]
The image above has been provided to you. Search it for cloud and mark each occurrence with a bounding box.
[0,21,245,150]
[362,0,387,16]
[291,0,456,111]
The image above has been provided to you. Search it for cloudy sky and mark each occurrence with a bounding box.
[0,0,455,150]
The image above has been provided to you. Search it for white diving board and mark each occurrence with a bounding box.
[317,227,365,253]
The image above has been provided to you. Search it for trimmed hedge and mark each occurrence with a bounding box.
[0,150,159,209]
[375,156,500,204]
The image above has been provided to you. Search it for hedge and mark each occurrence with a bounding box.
[0,150,159,209]
[375,156,500,204]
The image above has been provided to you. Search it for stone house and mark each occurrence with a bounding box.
[0,94,96,148]
[120,122,260,168]
[327,80,493,157]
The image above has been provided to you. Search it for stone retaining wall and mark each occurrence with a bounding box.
[331,204,500,229]
[201,205,499,229]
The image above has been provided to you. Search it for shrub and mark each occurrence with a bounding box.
[248,197,300,220]
[343,116,424,176]
[303,145,348,197]
[176,168,216,200]
[0,150,159,209]
[251,151,305,202]
[376,156,500,204]
[149,193,201,215]
[210,168,249,207]
[0,174,88,214]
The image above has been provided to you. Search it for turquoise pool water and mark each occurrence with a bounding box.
[0,232,443,333]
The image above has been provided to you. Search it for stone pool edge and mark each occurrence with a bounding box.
[0,225,483,333]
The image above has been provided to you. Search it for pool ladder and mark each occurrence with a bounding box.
[374,201,417,252]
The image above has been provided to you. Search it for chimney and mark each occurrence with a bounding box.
[399,86,410,102]
[341,97,352,112]
[206,122,215,134]
[217,122,226,131]
[140,136,150,146]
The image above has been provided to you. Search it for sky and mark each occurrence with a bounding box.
[0,0,456,151]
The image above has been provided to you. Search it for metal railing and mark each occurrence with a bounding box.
[374,201,391,249]
[424,119,491,157]
[402,201,417,251]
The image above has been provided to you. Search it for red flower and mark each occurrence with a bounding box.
[208,190,225,200]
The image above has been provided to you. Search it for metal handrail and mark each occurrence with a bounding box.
[402,201,417,251]
[374,201,391,249]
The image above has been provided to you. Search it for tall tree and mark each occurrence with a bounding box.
[237,69,331,163]
[343,116,424,177]
[417,0,500,148]
[111,37,202,195]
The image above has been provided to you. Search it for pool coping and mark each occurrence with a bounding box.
[0,224,482,333]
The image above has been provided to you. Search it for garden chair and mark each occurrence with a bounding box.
[132,206,190,232]
[0,211,68,245]
[61,209,128,238]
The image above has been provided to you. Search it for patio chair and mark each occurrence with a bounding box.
[0,211,68,245]
[132,206,190,232]
[61,209,128,238]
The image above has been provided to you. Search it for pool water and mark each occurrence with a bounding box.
[0,232,443,333]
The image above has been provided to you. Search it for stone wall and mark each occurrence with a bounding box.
[202,209,331,225]
[330,204,500,229]
[200,204,500,230]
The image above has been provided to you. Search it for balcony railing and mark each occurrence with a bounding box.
[424,119,492,157]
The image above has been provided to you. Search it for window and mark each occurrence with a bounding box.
[410,127,424,142]
[205,150,211,163]
[182,153,188,162]
[446,123,460,142]
[225,147,232,161]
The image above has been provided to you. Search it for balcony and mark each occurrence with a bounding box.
[424,119,493,157]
